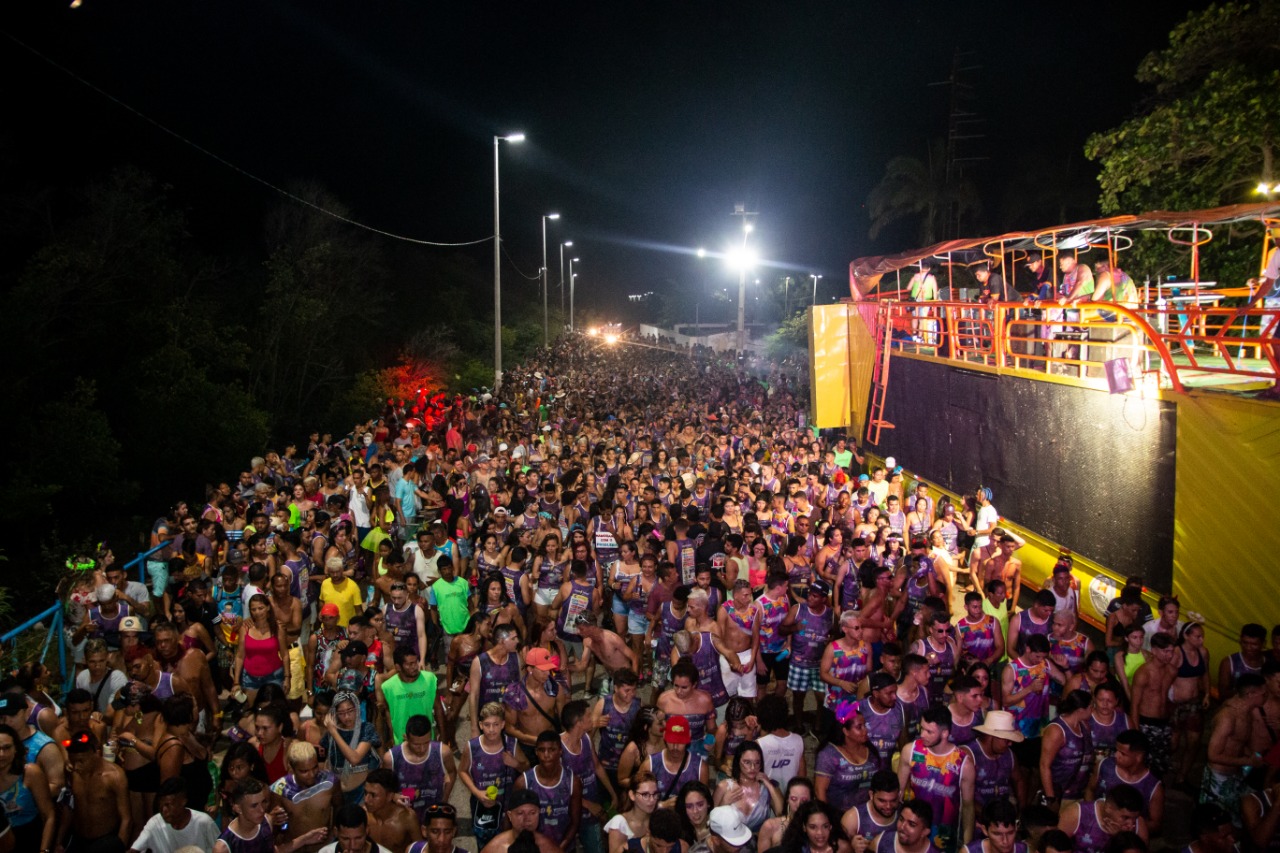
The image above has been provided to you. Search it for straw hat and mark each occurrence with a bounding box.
[973,709,1025,742]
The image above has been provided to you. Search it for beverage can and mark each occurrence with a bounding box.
[102,740,117,763]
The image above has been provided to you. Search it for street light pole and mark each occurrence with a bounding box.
[541,213,560,346]
[492,132,524,392]
[810,273,823,306]
[560,241,573,321]
[568,257,580,330]
[730,206,757,354]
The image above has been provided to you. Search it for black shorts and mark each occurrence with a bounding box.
[758,651,790,684]
[1011,736,1042,769]
[124,761,160,793]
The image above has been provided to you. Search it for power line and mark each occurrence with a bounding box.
[3,31,493,248]
[502,242,542,280]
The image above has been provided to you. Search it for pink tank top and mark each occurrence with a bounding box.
[243,631,281,677]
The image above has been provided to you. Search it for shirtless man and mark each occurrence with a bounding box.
[1203,674,1266,824]
[656,661,718,760]
[59,730,131,851]
[979,538,1021,611]
[1128,633,1178,780]
[152,620,220,732]
[478,788,562,853]
[504,648,570,764]
[274,741,336,853]
[364,768,424,853]
[573,617,638,693]
[53,689,110,747]
[717,580,761,699]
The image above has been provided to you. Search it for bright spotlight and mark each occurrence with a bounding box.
[587,328,600,336]
[725,246,759,270]
[697,247,707,258]
[603,333,619,345]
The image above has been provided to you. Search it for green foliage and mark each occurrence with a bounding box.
[1084,2,1279,283]
[764,312,811,361]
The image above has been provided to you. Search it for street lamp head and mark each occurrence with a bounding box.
[744,223,754,234]
[564,241,573,248]
[572,258,580,263]
[503,133,526,143]
[546,213,560,220]
[696,247,707,258]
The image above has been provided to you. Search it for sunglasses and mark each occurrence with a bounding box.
[426,804,457,817]
[390,583,407,591]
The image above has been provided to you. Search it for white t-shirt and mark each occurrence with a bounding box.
[973,504,1000,549]
[604,813,636,840]
[758,731,806,789]
[75,669,129,715]
[867,480,889,505]
[133,809,220,852]
[242,584,267,612]
[347,484,372,527]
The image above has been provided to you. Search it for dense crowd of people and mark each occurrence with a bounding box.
[5,334,1280,853]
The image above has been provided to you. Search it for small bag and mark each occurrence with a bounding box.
[331,724,371,792]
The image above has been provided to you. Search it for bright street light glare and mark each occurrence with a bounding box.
[1257,182,1271,194]
[744,223,754,233]
[564,241,573,247]
[603,333,619,345]
[547,213,560,220]
[572,258,580,263]
[725,246,759,270]
[697,247,707,258]
[505,133,526,143]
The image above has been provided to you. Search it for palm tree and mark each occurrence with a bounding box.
[867,139,981,245]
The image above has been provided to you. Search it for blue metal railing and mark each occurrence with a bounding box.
[3,540,167,693]
[1,603,67,691]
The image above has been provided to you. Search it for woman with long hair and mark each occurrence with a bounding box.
[814,701,879,814]
[610,540,644,637]
[758,777,814,852]
[617,707,667,791]
[478,573,524,637]
[779,800,852,853]
[155,695,214,810]
[215,741,269,825]
[231,593,290,706]
[1170,621,1211,785]
[444,612,494,743]
[170,597,215,661]
[606,770,662,853]
[675,780,713,846]
[0,723,54,852]
[713,740,782,832]
[531,533,567,623]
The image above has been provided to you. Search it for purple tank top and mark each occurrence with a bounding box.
[691,633,728,707]
[477,651,520,708]
[152,671,175,701]
[476,550,502,577]
[647,751,704,798]
[556,578,595,641]
[537,557,567,591]
[956,616,997,664]
[859,698,905,762]
[963,741,1014,810]
[284,557,310,606]
[500,565,529,615]
[217,819,275,853]
[1073,801,1114,853]
[949,708,983,747]
[392,741,444,823]
[1088,709,1130,760]
[384,603,422,658]
[825,642,872,709]
[1047,717,1093,799]
[523,766,575,843]
[919,638,956,706]
[597,696,641,770]
[840,559,861,610]
[791,603,832,668]
[88,603,130,645]
[1094,757,1159,816]
[655,601,685,658]
[853,800,897,839]
[897,688,931,741]
[1013,610,1051,654]
[815,744,878,812]
[467,734,518,801]
[561,733,603,822]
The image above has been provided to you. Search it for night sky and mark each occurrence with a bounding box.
[5,0,1206,315]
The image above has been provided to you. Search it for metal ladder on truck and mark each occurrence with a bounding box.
[865,301,896,446]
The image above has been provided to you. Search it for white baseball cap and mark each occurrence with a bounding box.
[708,806,752,847]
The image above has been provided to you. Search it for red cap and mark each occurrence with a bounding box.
[664,715,691,745]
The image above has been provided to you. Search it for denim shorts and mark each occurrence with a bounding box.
[241,668,284,691]
[627,611,648,635]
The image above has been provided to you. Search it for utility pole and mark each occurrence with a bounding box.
[731,204,757,354]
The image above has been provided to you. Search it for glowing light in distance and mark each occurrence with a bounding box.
[603,333,619,345]
[504,133,526,143]
[587,328,600,336]
[697,247,707,258]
